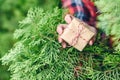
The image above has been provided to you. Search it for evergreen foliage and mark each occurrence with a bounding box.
[95,0,120,51]
[1,7,120,80]
[1,0,120,80]
[0,0,60,80]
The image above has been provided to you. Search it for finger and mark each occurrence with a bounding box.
[64,14,74,24]
[88,27,97,46]
[89,40,93,46]
[58,36,63,43]
[62,41,67,48]
[89,37,96,46]
[57,24,67,35]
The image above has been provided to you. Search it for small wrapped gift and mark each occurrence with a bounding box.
[61,18,95,51]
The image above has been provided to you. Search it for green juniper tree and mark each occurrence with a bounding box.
[95,0,120,51]
[1,0,120,80]
[0,0,60,80]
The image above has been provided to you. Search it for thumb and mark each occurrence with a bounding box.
[64,14,74,24]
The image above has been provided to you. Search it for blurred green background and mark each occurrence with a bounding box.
[0,0,60,80]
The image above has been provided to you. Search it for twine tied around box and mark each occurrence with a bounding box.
[61,18,95,51]
[66,23,89,46]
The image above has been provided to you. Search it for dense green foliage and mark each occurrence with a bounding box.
[95,0,120,51]
[0,0,40,79]
[1,6,120,80]
[0,0,60,54]
[1,0,120,80]
[0,0,60,80]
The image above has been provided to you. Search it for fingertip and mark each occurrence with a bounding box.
[64,14,72,24]
[58,36,63,43]
[62,42,67,48]
[57,24,68,35]
[89,40,93,46]
[57,25,63,35]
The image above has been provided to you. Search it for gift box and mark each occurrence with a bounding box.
[61,18,95,51]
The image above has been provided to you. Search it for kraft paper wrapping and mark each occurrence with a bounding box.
[61,18,95,51]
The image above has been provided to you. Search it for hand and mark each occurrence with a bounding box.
[57,14,97,48]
